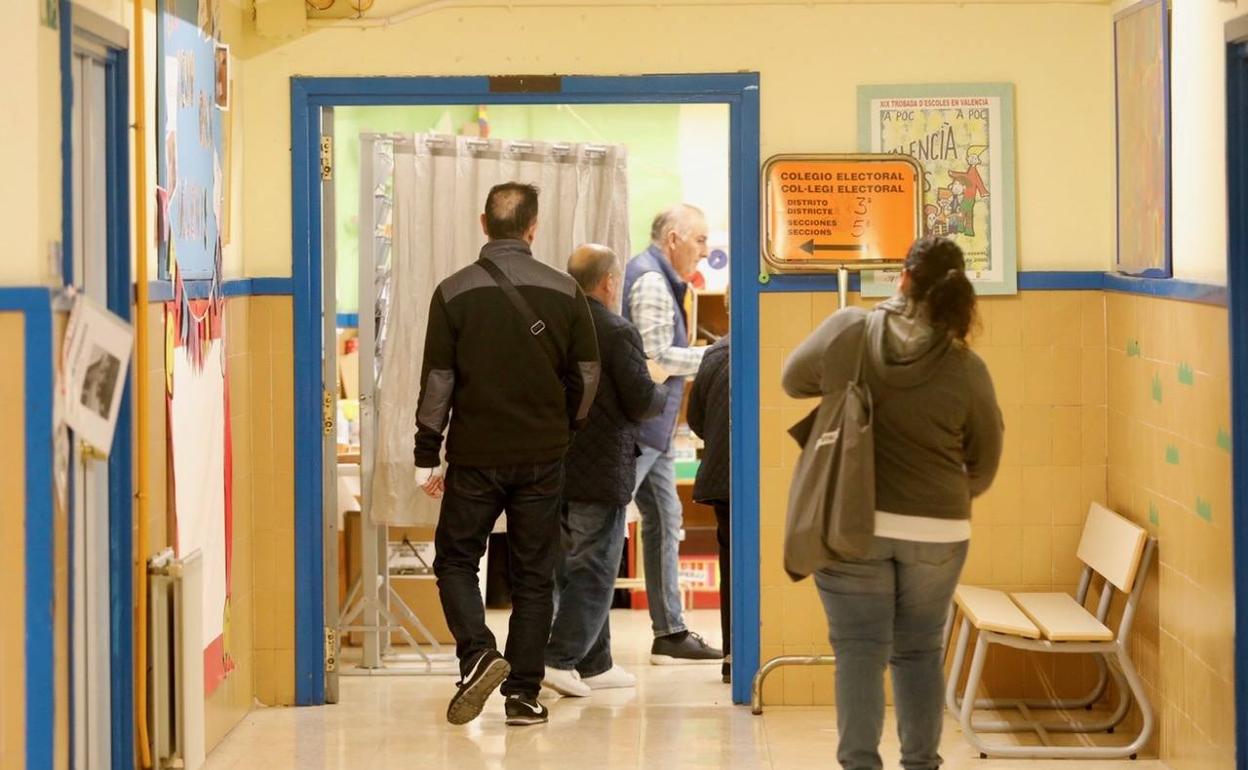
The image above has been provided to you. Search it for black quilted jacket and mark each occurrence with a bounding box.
[689,334,730,504]
[563,297,667,504]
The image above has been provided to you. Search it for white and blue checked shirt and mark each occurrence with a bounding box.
[628,272,706,378]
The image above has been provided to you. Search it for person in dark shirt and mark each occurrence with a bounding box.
[414,183,600,727]
[543,244,667,698]
[688,331,731,683]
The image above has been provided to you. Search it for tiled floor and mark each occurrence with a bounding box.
[205,610,1169,769]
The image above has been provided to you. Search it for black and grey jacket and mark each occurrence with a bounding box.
[688,334,730,504]
[563,297,667,505]
[413,239,600,469]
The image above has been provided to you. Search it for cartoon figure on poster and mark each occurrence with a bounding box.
[858,85,1017,296]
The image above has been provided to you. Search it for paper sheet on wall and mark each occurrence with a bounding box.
[164,56,178,132]
[169,340,229,691]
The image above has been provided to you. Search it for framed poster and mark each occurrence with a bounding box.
[857,83,1018,296]
[1114,0,1170,277]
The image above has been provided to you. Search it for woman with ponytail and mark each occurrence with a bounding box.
[782,236,1004,770]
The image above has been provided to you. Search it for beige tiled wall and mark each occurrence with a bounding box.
[1105,293,1234,769]
[248,296,296,707]
[0,312,26,770]
[757,290,1109,706]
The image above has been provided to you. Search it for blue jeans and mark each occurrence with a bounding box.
[545,501,627,677]
[633,445,686,637]
[814,537,969,770]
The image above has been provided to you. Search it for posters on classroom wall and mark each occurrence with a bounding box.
[157,0,234,698]
[157,0,228,281]
[857,83,1018,296]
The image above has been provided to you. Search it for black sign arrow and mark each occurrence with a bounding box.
[799,240,866,255]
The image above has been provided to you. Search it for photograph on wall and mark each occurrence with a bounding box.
[214,43,230,110]
[1114,0,1170,276]
[62,294,134,454]
[857,83,1017,296]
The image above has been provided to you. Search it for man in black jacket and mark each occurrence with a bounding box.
[688,332,731,683]
[414,183,600,727]
[542,245,667,699]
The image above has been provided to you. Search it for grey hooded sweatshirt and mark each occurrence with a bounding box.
[781,296,1004,522]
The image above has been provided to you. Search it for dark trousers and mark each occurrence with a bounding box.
[713,500,731,656]
[433,460,564,698]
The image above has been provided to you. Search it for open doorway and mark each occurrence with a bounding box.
[289,75,761,707]
[327,102,733,693]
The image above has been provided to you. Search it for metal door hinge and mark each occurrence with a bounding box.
[324,627,337,672]
[320,135,333,180]
[322,389,335,436]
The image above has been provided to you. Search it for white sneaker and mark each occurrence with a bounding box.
[542,666,591,697]
[581,665,637,690]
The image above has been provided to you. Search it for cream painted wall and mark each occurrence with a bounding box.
[241,2,1116,277]
[0,3,62,285]
[1170,0,1245,284]
[10,0,249,283]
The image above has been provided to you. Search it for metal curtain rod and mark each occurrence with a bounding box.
[367,132,609,156]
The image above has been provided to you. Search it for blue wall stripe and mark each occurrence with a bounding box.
[336,313,359,329]
[1103,272,1228,306]
[145,277,296,302]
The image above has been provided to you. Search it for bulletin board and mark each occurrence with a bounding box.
[156,0,226,281]
[858,83,1018,296]
[1113,0,1171,277]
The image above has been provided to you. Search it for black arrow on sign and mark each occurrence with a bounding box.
[799,240,866,255]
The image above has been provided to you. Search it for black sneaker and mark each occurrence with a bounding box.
[722,659,732,684]
[649,631,724,665]
[446,650,510,725]
[504,693,549,726]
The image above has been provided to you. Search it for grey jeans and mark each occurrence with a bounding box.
[814,537,969,770]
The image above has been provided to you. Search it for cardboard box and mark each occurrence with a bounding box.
[343,512,454,645]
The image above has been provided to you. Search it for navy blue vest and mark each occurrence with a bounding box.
[623,245,689,452]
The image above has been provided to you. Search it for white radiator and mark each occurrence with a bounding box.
[149,548,206,770]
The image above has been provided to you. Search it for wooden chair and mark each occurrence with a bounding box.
[944,502,1157,759]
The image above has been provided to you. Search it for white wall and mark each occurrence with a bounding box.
[1170,0,1246,284]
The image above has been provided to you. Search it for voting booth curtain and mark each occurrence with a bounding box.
[369,134,631,527]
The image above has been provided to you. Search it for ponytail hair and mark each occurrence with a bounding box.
[903,236,978,342]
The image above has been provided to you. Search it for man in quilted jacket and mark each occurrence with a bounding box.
[543,244,667,697]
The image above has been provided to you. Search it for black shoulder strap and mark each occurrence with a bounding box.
[477,258,561,370]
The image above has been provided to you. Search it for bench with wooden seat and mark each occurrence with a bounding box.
[944,502,1157,760]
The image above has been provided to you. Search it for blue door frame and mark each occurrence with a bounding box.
[1226,31,1248,770]
[290,73,761,705]
[59,2,136,767]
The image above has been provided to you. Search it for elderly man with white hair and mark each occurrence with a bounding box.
[622,204,724,665]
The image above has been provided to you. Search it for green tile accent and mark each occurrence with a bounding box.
[1127,339,1142,357]
[1196,497,1213,523]
[1165,445,1180,465]
[1151,373,1163,403]
[1178,363,1195,385]
[1148,500,1160,526]
[1218,428,1233,453]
